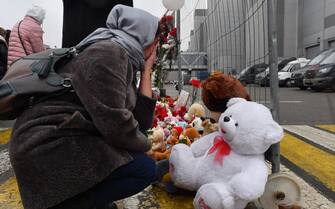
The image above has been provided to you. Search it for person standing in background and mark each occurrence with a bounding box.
[62,0,133,47]
[7,5,45,67]
[5,30,11,45]
[0,27,8,79]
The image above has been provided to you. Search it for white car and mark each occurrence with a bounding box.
[278,58,310,87]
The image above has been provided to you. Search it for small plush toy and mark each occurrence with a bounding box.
[149,149,171,161]
[167,126,183,146]
[150,126,183,161]
[182,127,201,142]
[201,117,218,136]
[149,128,165,151]
[191,117,204,134]
[169,98,283,209]
[184,103,206,121]
[163,128,171,139]
[148,128,167,161]
[178,133,192,146]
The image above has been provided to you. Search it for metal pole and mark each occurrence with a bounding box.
[177,10,183,93]
[267,0,280,173]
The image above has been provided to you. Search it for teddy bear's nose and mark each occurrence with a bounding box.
[224,116,230,122]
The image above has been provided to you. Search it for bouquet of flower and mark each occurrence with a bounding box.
[153,15,178,90]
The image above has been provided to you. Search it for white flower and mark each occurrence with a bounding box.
[162,44,171,49]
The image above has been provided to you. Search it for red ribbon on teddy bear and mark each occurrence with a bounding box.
[207,136,231,165]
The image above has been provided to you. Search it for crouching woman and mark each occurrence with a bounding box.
[10,5,163,209]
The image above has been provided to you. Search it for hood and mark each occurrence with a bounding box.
[76,5,159,70]
[26,5,46,24]
[106,4,159,48]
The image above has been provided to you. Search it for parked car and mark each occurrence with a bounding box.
[254,57,301,87]
[278,58,309,87]
[255,67,270,86]
[291,48,335,90]
[303,50,335,91]
[238,63,268,85]
[236,67,248,80]
[278,57,297,71]
[303,64,335,91]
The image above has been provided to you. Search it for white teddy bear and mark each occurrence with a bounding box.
[169,98,283,209]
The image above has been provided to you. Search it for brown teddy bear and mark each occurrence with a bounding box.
[182,127,201,143]
[200,117,218,136]
[201,72,251,122]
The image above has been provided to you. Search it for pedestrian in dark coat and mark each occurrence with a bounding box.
[10,5,163,209]
[62,0,133,47]
[0,27,8,79]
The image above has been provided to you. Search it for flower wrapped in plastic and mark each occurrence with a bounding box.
[153,15,178,90]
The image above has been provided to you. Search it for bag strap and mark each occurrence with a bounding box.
[29,48,78,88]
[17,21,28,55]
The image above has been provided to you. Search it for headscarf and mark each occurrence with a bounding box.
[76,5,159,71]
[26,5,46,24]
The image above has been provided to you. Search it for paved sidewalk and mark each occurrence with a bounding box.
[0,85,334,209]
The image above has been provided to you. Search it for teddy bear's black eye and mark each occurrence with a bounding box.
[229,115,232,118]
[235,123,238,127]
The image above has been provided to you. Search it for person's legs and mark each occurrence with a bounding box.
[48,152,156,209]
[48,189,94,209]
[92,152,157,208]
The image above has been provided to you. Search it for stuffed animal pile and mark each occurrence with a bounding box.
[169,98,283,209]
[148,73,252,162]
[147,99,212,161]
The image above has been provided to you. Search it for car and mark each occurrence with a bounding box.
[278,57,297,71]
[291,48,335,90]
[303,50,335,91]
[238,63,268,85]
[255,67,269,86]
[255,58,309,87]
[303,64,335,91]
[254,57,302,87]
[278,58,309,87]
[255,58,295,87]
[236,67,248,80]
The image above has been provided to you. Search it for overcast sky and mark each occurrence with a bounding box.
[0,0,206,49]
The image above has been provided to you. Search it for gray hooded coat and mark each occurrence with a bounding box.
[9,5,159,209]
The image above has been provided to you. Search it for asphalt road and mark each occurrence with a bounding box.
[166,84,335,125]
[246,86,335,125]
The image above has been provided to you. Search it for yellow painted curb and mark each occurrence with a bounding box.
[152,186,194,209]
[0,177,22,209]
[281,133,335,191]
[316,124,335,133]
[0,129,12,145]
